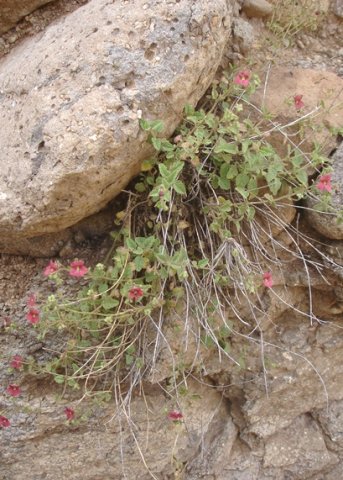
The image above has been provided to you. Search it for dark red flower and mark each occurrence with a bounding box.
[44,260,59,276]
[27,293,37,307]
[294,94,304,110]
[6,384,21,397]
[10,355,23,370]
[0,416,10,428]
[128,286,144,301]
[69,260,88,278]
[64,407,75,421]
[26,308,40,325]
[263,272,273,288]
[167,410,183,421]
[317,174,332,192]
[234,70,250,88]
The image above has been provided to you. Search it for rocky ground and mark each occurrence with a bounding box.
[1,1,343,479]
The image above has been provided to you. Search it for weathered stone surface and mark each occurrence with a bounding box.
[242,0,273,18]
[0,0,54,34]
[232,17,256,55]
[263,415,338,477]
[306,142,343,240]
[332,0,343,18]
[0,378,229,480]
[251,67,343,157]
[0,0,232,255]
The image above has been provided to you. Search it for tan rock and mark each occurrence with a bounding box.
[0,0,54,34]
[251,67,343,157]
[0,0,233,255]
[242,0,273,18]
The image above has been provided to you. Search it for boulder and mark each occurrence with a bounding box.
[251,67,343,158]
[242,0,273,18]
[0,0,233,255]
[0,0,54,34]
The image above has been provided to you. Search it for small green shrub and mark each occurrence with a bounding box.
[26,67,335,405]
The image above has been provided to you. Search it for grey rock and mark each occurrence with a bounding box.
[306,142,343,240]
[332,0,343,18]
[0,0,54,34]
[263,415,338,477]
[242,0,273,18]
[0,0,233,256]
[232,17,255,55]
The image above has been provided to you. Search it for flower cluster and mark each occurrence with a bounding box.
[6,384,21,397]
[294,94,304,110]
[168,410,183,421]
[0,416,10,428]
[128,286,144,301]
[69,260,88,277]
[10,355,23,370]
[233,70,250,88]
[263,272,273,288]
[64,407,75,421]
[26,292,40,325]
[316,174,332,193]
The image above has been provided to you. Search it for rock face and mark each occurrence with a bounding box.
[0,0,54,34]
[0,0,232,255]
[3,248,343,479]
[251,67,343,157]
[306,142,343,240]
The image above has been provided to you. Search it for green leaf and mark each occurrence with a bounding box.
[295,169,308,186]
[54,375,65,384]
[269,177,282,195]
[126,238,137,251]
[235,173,249,189]
[198,258,209,268]
[139,118,151,131]
[160,140,174,152]
[214,138,238,154]
[98,283,109,294]
[135,182,146,192]
[134,256,144,272]
[141,158,155,171]
[151,120,164,133]
[151,137,162,151]
[174,180,186,195]
[158,163,169,178]
[226,164,238,179]
[102,296,119,310]
[218,177,230,190]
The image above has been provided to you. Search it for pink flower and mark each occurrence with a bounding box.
[0,416,10,428]
[10,355,23,370]
[316,174,332,192]
[234,70,250,88]
[6,384,21,397]
[26,308,40,325]
[27,293,36,307]
[64,407,75,421]
[294,94,304,110]
[168,410,183,421]
[44,260,59,276]
[263,272,273,288]
[128,286,144,301]
[174,135,182,143]
[69,260,88,277]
